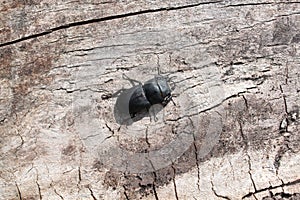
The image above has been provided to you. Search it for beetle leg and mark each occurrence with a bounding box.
[149,104,164,122]
[148,107,155,122]
[101,93,112,100]
[170,98,176,106]
[101,88,125,100]
[122,73,142,86]
[149,111,158,122]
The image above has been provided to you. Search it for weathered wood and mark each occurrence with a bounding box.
[0,0,299,199]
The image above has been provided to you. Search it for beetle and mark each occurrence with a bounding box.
[102,74,175,125]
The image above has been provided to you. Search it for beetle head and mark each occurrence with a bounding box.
[156,76,173,105]
[143,76,173,106]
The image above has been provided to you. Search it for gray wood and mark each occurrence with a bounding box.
[0,0,299,199]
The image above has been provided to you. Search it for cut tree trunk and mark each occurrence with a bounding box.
[0,0,299,200]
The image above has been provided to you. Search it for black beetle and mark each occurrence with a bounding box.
[102,74,175,125]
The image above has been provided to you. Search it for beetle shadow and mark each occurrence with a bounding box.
[114,107,162,126]
[113,87,165,126]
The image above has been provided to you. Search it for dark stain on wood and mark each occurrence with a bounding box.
[62,144,76,156]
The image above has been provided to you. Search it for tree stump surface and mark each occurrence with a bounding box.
[0,0,299,199]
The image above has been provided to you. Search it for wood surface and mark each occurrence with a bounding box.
[0,0,299,199]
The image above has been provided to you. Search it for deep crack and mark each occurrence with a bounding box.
[211,180,231,200]
[242,179,300,198]
[247,154,257,192]
[171,165,179,200]
[0,1,222,48]
[123,185,130,200]
[35,168,43,200]
[143,156,160,200]
[54,189,64,200]
[88,186,97,200]
[280,85,288,114]
[36,181,42,200]
[192,132,201,193]
[15,182,22,200]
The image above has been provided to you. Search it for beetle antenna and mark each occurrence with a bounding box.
[168,76,177,91]
[122,73,142,86]
[167,75,177,82]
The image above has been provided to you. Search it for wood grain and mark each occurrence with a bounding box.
[0,0,299,199]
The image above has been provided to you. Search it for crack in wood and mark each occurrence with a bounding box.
[0,1,222,48]
[78,166,82,183]
[36,180,42,200]
[123,185,130,200]
[238,120,248,150]
[171,165,179,200]
[246,154,257,192]
[88,186,98,200]
[242,179,300,199]
[35,168,43,200]
[223,1,300,7]
[53,188,64,200]
[146,158,159,200]
[15,182,22,200]
[152,183,159,200]
[211,180,231,200]
[167,90,255,122]
[190,116,201,194]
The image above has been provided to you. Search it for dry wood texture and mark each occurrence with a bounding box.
[0,0,300,199]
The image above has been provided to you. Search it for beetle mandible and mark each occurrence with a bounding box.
[102,74,176,125]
